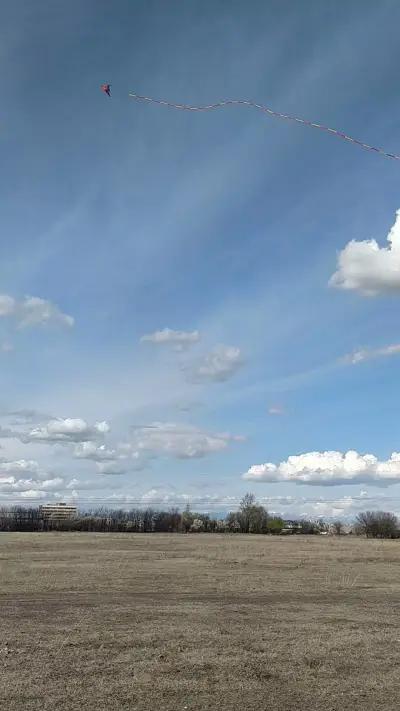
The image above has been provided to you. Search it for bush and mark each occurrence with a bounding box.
[267,517,284,534]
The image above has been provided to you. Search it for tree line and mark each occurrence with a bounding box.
[0,495,399,538]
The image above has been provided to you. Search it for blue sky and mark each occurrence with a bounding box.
[2,0,400,518]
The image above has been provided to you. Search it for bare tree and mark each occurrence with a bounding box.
[356,511,399,538]
[332,520,344,536]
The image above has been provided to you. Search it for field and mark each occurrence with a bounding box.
[1,533,400,711]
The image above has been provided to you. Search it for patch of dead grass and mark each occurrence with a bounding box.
[1,533,400,710]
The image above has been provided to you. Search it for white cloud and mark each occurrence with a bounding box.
[250,493,364,520]
[19,490,48,500]
[25,418,110,444]
[17,297,74,328]
[0,295,16,317]
[244,450,400,486]
[36,477,63,490]
[140,328,200,349]
[0,459,62,500]
[343,343,400,365]
[0,459,40,476]
[131,422,240,459]
[268,405,285,416]
[0,475,63,496]
[330,209,400,295]
[0,294,74,328]
[263,492,400,521]
[95,489,239,510]
[31,488,395,520]
[97,450,145,476]
[74,442,117,461]
[189,345,244,383]
[65,478,96,490]
[74,441,145,475]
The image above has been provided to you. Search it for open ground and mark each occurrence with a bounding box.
[1,533,400,710]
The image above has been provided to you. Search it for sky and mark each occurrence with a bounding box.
[2,0,400,520]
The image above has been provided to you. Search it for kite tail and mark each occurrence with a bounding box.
[128,92,400,162]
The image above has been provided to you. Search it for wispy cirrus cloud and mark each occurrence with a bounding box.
[268,405,286,416]
[342,342,400,365]
[140,328,200,350]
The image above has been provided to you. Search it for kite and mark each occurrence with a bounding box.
[101,83,111,97]
[128,91,400,162]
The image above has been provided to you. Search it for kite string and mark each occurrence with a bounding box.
[128,92,400,162]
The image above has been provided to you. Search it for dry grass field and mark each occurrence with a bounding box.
[1,533,400,710]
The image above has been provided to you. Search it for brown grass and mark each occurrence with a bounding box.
[1,533,400,710]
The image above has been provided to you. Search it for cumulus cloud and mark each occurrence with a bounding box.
[131,422,241,459]
[97,451,145,476]
[242,493,366,520]
[65,478,98,491]
[257,493,382,520]
[330,209,400,295]
[0,473,64,500]
[74,442,117,461]
[0,294,74,328]
[0,459,41,476]
[269,492,400,520]
[343,343,400,365]
[0,460,63,501]
[74,441,145,475]
[189,345,244,383]
[140,328,200,350]
[243,450,400,486]
[25,418,110,444]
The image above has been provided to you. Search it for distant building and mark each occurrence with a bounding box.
[39,502,77,520]
[281,520,302,534]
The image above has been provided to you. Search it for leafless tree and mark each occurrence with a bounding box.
[356,511,399,538]
[332,521,344,535]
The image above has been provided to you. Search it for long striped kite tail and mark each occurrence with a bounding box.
[128,92,400,162]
